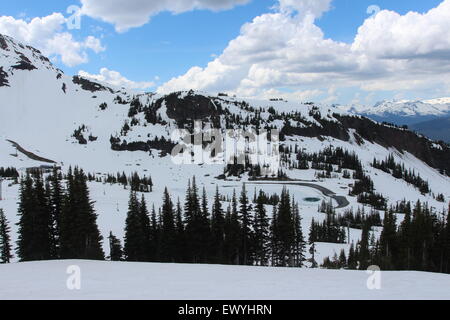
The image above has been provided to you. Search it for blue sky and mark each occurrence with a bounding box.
[1,0,449,105]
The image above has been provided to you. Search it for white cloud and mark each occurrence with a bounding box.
[80,0,251,32]
[158,0,450,102]
[353,1,450,60]
[0,13,105,67]
[78,68,155,90]
[278,0,333,18]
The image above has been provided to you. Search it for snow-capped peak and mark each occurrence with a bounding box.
[0,33,60,75]
[340,98,450,117]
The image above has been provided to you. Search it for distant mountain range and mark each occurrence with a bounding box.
[340,98,450,142]
[410,117,450,143]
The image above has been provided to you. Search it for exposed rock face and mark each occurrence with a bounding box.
[12,51,37,71]
[0,35,8,50]
[0,67,8,87]
[165,92,220,121]
[281,117,350,141]
[72,76,114,93]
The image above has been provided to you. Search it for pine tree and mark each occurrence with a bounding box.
[339,249,347,269]
[149,204,160,261]
[224,190,241,265]
[59,168,100,259]
[252,191,270,266]
[347,242,358,269]
[174,198,186,263]
[16,172,53,261]
[358,222,371,270]
[124,191,146,261]
[200,187,212,262]
[398,202,412,270]
[379,208,398,269]
[108,232,123,261]
[139,194,151,261]
[160,187,176,262]
[0,209,13,263]
[211,186,225,264]
[49,166,64,257]
[271,204,279,266]
[292,201,306,267]
[239,184,253,265]
[184,179,198,262]
[60,167,104,260]
[276,187,295,266]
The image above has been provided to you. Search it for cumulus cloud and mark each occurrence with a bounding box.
[78,68,155,90]
[80,0,251,32]
[353,0,450,60]
[158,0,450,101]
[0,13,105,67]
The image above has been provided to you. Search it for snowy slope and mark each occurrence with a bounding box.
[0,260,449,300]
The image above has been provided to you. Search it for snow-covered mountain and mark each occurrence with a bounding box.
[342,98,450,118]
[1,31,449,210]
[339,98,450,142]
[0,33,449,289]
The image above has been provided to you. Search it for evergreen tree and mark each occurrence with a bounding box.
[60,167,104,260]
[347,242,358,269]
[224,190,241,265]
[149,204,160,261]
[252,191,270,266]
[184,178,201,262]
[211,186,225,264]
[49,166,64,257]
[160,187,176,262]
[200,187,212,261]
[379,208,398,269]
[339,249,347,269]
[292,201,306,267]
[108,231,123,261]
[16,173,54,261]
[0,209,13,263]
[358,222,371,270]
[275,187,295,266]
[174,198,186,263]
[271,204,279,266]
[124,191,146,261]
[239,184,253,265]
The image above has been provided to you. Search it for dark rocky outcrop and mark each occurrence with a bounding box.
[11,51,37,71]
[111,137,175,157]
[281,117,350,141]
[148,91,222,128]
[0,34,8,50]
[0,67,9,87]
[72,76,114,93]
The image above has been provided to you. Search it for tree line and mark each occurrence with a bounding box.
[321,201,450,274]
[119,179,306,267]
[372,154,430,194]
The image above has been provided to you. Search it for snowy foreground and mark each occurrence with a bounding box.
[0,260,449,300]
